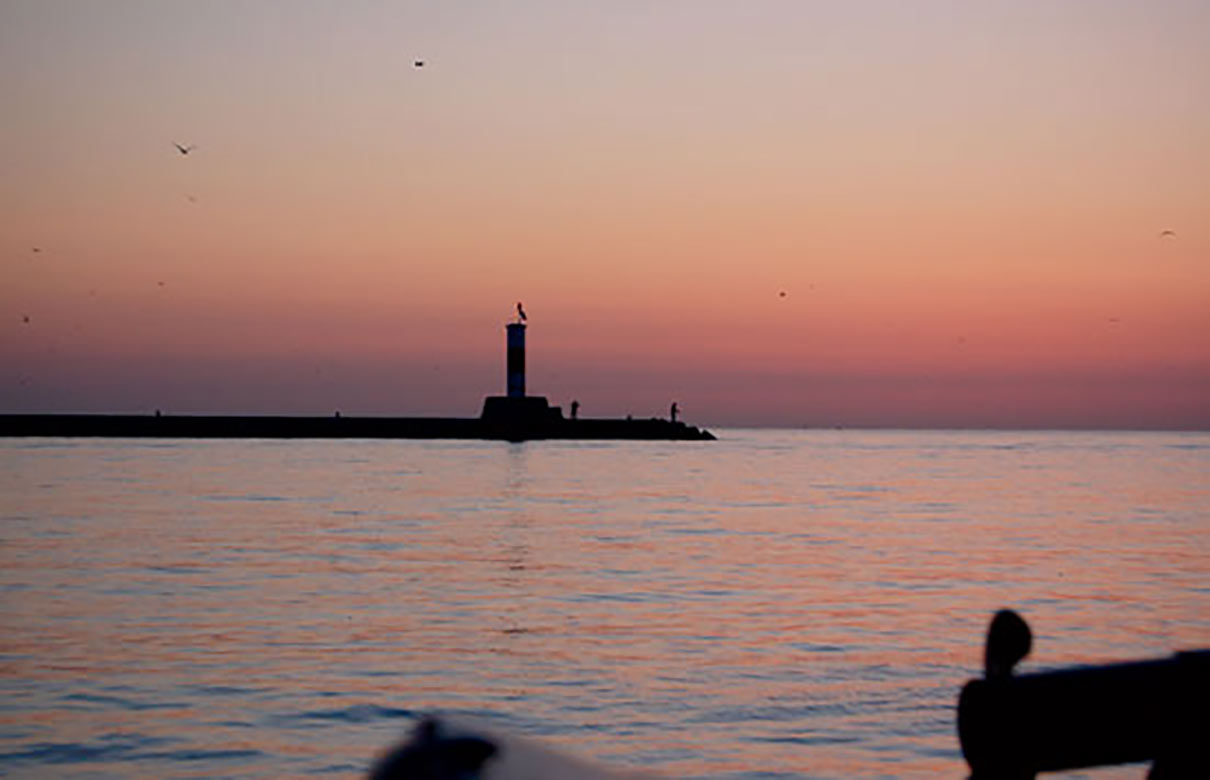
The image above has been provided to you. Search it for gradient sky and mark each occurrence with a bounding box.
[3,0,1208,428]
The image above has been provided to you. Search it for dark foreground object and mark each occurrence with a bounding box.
[370,719,497,780]
[370,716,652,779]
[368,611,1208,778]
[958,609,1209,778]
[0,410,715,442]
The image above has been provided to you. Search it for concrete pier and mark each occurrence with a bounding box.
[0,413,715,441]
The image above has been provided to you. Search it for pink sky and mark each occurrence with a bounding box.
[3,1,1208,428]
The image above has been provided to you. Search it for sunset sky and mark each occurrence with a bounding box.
[3,0,1207,428]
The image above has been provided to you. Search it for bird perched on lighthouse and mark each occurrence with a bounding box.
[516,302,527,322]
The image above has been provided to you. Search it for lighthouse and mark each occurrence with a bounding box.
[481,303,560,429]
[506,322,525,398]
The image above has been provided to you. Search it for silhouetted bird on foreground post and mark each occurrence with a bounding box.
[516,302,527,322]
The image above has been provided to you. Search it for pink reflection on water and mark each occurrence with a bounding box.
[1,432,1207,777]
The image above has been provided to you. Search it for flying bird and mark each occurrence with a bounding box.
[413,60,425,68]
[174,143,196,155]
[516,302,527,322]
[21,315,30,324]
[31,247,41,253]
[779,290,787,298]
[1160,230,1176,238]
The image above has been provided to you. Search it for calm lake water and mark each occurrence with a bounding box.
[2,430,1208,778]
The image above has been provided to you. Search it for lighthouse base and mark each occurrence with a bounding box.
[480,396,564,424]
[480,396,565,442]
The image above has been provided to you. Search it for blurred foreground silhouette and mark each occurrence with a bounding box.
[958,609,1207,778]
[369,610,1207,778]
[369,716,655,779]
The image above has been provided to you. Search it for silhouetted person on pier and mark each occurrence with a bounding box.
[670,402,679,423]
[570,400,579,420]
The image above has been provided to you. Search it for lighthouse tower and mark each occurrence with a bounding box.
[506,322,525,398]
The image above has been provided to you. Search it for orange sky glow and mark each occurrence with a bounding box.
[3,1,1208,428]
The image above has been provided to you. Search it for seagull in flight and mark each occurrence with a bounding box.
[1160,230,1176,238]
[516,302,527,322]
[174,143,196,155]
